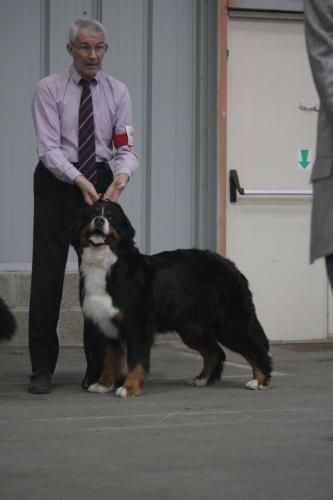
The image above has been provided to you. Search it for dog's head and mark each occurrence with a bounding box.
[79,200,135,255]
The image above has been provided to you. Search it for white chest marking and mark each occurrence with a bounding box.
[80,246,119,339]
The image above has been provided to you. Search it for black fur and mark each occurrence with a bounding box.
[80,200,272,395]
[0,297,16,341]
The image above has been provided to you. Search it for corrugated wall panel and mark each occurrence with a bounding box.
[150,0,197,253]
[196,0,217,250]
[49,0,94,75]
[102,0,148,251]
[0,0,217,267]
[0,0,41,267]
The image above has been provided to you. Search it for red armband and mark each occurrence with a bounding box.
[112,126,134,149]
[112,131,129,148]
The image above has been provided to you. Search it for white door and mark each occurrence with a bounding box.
[227,14,330,341]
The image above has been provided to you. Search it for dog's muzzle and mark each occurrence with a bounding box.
[88,216,110,246]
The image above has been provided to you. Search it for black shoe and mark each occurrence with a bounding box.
[28,369,52,394]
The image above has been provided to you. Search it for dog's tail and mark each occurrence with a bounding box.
[0,297,16,341]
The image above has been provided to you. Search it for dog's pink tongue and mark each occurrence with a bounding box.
[89,234,105,245]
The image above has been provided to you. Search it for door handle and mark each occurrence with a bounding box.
[229,169,312,203]
[298,103,319,112]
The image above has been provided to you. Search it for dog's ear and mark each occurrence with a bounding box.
[121,213,135,242]
[120,209,136,243]
[71,206,87,252]
[113,203,136,251]
[75,204,92,230]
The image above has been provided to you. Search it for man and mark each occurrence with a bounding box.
[28,18,138,394]
[304,1,333,292]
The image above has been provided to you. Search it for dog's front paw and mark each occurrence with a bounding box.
[190,377,208,387]
[245,379,267,390]
[115,385,141,397]
[87,383,114,393]
[115,386,128,398]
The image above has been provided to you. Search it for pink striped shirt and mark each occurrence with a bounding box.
[32,64,138,183]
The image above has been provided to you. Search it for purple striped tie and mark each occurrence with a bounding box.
[78,79,96,183]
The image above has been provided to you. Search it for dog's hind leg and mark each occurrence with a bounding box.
[207,346,226,384]
[245,316,272,389]
[178,325,226,386]
[220,320,272,390]
[88,339,124,393]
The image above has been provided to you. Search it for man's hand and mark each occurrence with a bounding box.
[74,175,99,205]
[103,173,129,202]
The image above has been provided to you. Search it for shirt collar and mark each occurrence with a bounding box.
[70,64,100,86]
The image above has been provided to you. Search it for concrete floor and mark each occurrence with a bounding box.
[0,338,333,500]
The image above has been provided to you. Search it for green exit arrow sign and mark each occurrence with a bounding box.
[298,148,312,170]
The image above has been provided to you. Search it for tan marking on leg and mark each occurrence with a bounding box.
[252,367,270,387]
[192,347,220,385]
[98,343,123,388]
[178,325,221,386]
[122,364,146,396]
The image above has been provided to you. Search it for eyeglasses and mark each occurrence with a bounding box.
[73,43,108,55]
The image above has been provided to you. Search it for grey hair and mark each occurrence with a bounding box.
[68,18,107,44]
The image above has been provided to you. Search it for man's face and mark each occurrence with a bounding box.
[67,27,108,80]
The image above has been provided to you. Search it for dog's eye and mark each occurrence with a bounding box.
[89,211,99,220]
[105,211,113,222]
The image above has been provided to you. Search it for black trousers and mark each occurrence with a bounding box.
[28,161,113,376]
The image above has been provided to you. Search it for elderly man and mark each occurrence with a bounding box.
[28,18,138,394]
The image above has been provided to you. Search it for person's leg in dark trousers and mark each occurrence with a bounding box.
[72,163,114,389]
[325,254,333,294]
[29,163,83,386]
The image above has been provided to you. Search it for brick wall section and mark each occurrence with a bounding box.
[0,271,83,346]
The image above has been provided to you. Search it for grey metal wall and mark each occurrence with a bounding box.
[0,0,217,268]
[0,0,40,268]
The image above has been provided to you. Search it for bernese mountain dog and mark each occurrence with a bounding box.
[79,200,272,397]
[0,297,16,341]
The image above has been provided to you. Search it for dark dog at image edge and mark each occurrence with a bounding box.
[79,200,272,397]
[0,297,16,341]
